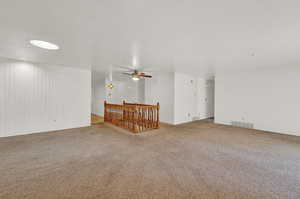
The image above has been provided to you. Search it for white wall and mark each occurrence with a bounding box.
[137,79,145,104]
[145,72,215,125]
[0,58,91,137]
[91,72,148,116]
[173,73,215,125]
[92,72,105,116]
[174,73,197,124]
[105,78,139,104]
[145,72,174,124]
[91,72,141,116]
[197,78,215,120]
[91,70,215,125]
[215,69,300,136]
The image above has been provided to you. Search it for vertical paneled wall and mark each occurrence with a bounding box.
[0,58,91,137]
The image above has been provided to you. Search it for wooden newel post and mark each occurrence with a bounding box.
[156,102,160,128]
[104,101,107,122]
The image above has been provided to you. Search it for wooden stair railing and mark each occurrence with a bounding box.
[104,101,160,133]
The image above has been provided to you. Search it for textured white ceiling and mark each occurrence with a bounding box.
[1,0,300,76]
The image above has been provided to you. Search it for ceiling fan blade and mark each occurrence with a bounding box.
[122,72,133,76]
[115,65,135,71]
[139,74,152,78]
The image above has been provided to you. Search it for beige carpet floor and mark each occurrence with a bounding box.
[0,121,300,199]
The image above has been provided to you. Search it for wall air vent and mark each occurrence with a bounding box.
[231,121,254,129]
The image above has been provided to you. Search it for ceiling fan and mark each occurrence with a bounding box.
[117,65,152,81]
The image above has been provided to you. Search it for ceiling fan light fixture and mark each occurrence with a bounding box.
[132,76,140,81]
[117,65,152,80]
